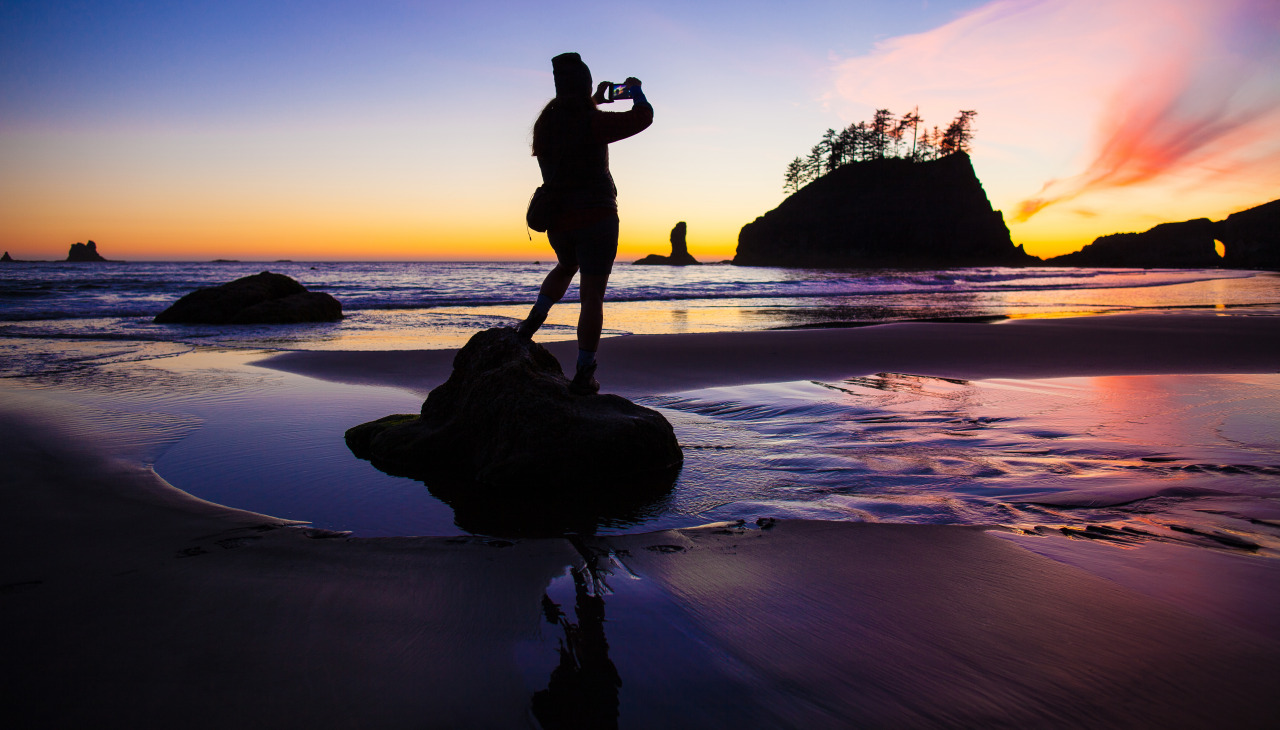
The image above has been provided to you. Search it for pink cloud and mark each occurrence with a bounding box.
[828,0,1280,221]
[1017,4,1280,219]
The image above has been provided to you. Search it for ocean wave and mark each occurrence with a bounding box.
[0,262,1262,322]
[0,308,166,322]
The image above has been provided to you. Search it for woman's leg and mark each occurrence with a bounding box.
[540,262,578,301]
[568,271,608,394]
[567,215,617,393]
[576,273,609,353]
[518,261,578,339]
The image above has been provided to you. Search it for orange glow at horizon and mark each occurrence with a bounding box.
[0,191,1260,263]
[0,199,746,262]
[0,120,750,261]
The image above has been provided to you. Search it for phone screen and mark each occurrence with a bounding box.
[610,83,631,100]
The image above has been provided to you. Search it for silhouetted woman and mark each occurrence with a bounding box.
[517,52,653,395]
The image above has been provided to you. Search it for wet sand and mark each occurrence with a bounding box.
[5,313,1280,727]
[259,312,1280,396]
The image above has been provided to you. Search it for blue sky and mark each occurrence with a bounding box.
[3,0,1277,260]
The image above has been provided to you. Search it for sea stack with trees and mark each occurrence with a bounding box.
[735,109,1032,268]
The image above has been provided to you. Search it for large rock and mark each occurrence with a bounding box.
[346,328,682,529]
[635,221,700,265]
[66,240,107,262]
[154,271,342,324]
[1217,198,1280,270]
[1045,218,1221,267]
[734,153,1032,268]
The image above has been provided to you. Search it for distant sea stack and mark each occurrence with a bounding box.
[1,252,13,262]
[66,240,108,262]
[1044,219,1221,268]
[734,153,1032,268]
[1217,198,1280,270]
[154,271,342,324]
[634,222,700,265]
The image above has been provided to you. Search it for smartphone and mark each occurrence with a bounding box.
[607,83,633,101]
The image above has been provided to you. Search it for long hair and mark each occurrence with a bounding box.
[532,96,595,158]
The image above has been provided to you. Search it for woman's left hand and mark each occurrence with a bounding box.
[593,81,612,104]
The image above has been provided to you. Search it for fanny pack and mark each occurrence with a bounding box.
[526,184,561,233]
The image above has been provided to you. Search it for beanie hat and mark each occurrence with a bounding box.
[552,52,592,99]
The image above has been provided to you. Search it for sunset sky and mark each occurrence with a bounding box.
[3,0,1278,262]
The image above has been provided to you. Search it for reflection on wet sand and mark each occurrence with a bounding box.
[650,372,1280,556]
[532,539,622,730]
[358,463,680,538]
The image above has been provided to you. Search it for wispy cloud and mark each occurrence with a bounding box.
[1014,0,1280,219]
[827,0,1280,223]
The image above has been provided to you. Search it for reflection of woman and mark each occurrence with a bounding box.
[517,52,653,395]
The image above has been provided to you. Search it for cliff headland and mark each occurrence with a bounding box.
[1044,198,1279,270]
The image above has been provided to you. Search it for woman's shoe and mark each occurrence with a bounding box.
[569,361,599,395]
[516,310,547,340]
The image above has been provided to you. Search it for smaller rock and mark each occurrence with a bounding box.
[634,222,700,265]
[1,252,13,262]
[66,240,108,262]
[154,271,342,324]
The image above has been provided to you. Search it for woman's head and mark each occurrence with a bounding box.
[551,52,592,99]
[533,53,595,157]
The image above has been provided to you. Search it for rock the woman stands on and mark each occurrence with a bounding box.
[517,52,654,395]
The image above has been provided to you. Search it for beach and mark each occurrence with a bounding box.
[8,0,1280,723]
[4,308,1279,728]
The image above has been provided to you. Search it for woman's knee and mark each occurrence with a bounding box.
[579,276,608,304]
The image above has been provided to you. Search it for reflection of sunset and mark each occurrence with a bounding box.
[652,371,1280,554]
[986,275,1274,319]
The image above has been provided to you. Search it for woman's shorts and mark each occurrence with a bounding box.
[548,215,619,277]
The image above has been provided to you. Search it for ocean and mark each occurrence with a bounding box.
[4,261,1280,542]
[4,260,1278,377]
